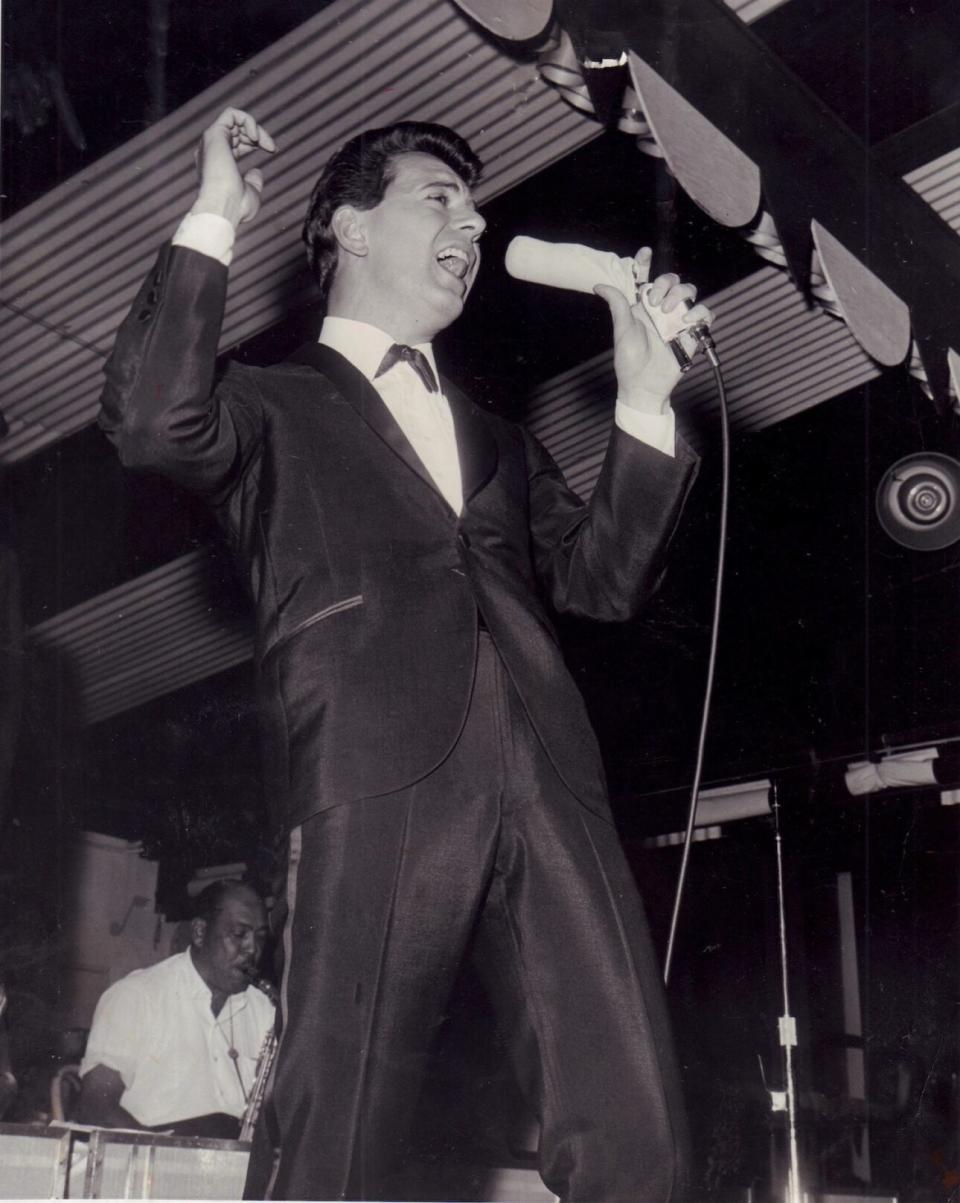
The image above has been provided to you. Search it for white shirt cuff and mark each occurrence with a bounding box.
[171,212,237,267]
[614,401,676,458]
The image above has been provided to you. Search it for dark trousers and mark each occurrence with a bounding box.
[247,633,689,1201]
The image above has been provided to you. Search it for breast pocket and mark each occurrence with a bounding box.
[265,594,364,659]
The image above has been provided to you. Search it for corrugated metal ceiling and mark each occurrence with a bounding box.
[1,0,785,466]
[1,0,602,463]
[14,264,902,726]
[16,0,960,724]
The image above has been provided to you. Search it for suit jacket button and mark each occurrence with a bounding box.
[137,308,153,322]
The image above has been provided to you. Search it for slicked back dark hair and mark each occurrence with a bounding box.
[192,879,261,926]
[302,121,483,305]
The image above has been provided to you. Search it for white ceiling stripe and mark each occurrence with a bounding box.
[524,265,881,498]
[3,0,948,469]
[87,639,253,723]
[727,0,793,20]
[88,627,251,705]
[1,0,599,464]
[21,0,960,722]
[2,1,450,255]
[14,252,904,726]
[906,148,960,235]
[60,594,228,672]
[29,550,254,724]
[30,549,209,631]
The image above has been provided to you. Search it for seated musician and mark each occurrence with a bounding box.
[77,880,275,1138]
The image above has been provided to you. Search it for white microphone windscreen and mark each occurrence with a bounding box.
[505,236,638,300]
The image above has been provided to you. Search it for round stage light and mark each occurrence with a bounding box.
[876,452,960,550]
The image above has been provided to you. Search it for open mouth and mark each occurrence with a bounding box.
[436,246,471,281]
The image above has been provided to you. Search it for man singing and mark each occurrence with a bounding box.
[99,107,712,1200]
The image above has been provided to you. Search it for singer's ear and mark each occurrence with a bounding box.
[190,917,208,949]
[330,206,368,258]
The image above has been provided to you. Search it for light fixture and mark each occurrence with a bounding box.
[448,0,552,43]
[876,452,960,551]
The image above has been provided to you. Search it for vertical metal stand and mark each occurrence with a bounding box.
[83,1129,105,1198]
[771,786,803,1203]
[51,1128,71,1199]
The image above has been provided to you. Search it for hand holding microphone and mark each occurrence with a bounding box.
[505,236,715,410]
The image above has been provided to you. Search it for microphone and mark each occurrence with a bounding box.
[505,235,634,298]
[504,235,713,372]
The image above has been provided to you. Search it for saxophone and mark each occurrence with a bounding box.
[240,977,279,1142]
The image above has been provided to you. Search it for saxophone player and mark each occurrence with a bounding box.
[77,881,275,1139]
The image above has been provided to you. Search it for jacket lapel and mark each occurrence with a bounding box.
[443,378,499,508]
[287,343,498,512]
[287,342,442,501]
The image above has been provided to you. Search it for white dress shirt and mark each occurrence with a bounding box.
[171,213,676,511]
[318,316,465,512]
[80,950,275,1127]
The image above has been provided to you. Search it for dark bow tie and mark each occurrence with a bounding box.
[375,343,438,394]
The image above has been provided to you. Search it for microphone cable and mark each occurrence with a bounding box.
[662,334,730,987]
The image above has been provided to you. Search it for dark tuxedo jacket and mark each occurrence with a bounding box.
[99,244,698,832]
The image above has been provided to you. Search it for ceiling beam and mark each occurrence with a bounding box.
[607,0,960,406]
[16,0,960,724]
[0,0,792,466]
[22,126,960,723]
[874,101,960,178]
[0,0,602,464]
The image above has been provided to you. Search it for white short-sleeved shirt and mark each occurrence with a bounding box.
[80,951,275,1128]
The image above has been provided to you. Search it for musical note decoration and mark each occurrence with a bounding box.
[110,895,150,936]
